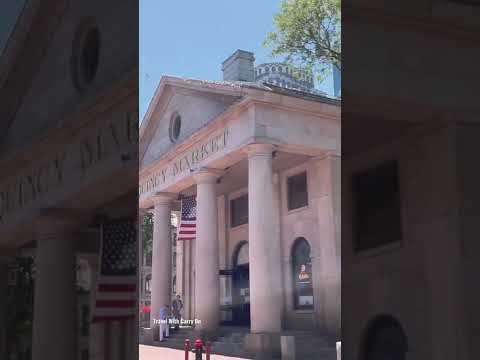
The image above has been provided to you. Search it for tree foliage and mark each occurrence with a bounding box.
[143,213,154,266]
[142,212,176,267]
[265,0,341,81]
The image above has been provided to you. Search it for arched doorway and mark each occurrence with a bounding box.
[362,315,408,360]
[232,241,250,326]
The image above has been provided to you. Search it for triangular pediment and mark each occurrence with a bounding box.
[0,1,137,154]
[140,77,244,168]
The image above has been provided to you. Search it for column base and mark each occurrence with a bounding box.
[141,327,154,344]
[193,328,220,342]
[244,333,281,359]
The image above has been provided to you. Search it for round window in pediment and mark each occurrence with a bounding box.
[169,113,182,142]
[71,19,101,91]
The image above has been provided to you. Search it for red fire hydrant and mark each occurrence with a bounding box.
[193,338,204,360]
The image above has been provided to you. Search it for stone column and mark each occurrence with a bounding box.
[247,144,283,333]
[184,238,193,320]
[150,193,176,331]
[193,168,222,332]
[138,209,146,325]
[0,256,10,358]
[175,211,184,300]
[131,209,145,360]
[138,210,145,299]
[310,154,341,337]
[32,211,77,360]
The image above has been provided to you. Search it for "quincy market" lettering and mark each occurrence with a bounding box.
[139,128,230,195]
[0,111,138,223]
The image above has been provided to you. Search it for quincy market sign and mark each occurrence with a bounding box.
[139,128,230,196]
[0,110,138,224]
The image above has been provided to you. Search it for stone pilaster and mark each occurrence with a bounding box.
[310,154,341,337]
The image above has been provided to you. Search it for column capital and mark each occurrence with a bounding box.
[245,143,276,157]
[193,167,224,184]
[151,192,177,206]
[34,209,80,237]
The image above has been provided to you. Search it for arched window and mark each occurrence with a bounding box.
[362,315,408,360]
[272,66,277,72]
[291,238,314,309]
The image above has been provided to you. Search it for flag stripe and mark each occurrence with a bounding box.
[92,315,135,323]
[92,220,137,322]
[177,196,197,241]
[96,300,136,308]
[98,283,136,292]
[95,291,137,301]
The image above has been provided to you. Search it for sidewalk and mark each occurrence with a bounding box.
[139,345,251,360]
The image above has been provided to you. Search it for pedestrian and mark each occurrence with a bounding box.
[172,294,183,330]
[159,304,170,341]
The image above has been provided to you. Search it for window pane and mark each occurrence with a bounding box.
[288,172,308,210]
[231,194,248,227]
[353,161,402,251]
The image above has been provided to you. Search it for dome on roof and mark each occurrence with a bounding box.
[254,63,314,93]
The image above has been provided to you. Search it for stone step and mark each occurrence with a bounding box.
[151,329,337,360]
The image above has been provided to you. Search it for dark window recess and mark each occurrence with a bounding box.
[287,172,308,210]
[81,305,89,336]
[231,194,248,227]
[292,238,314,309]
[353,161,402,252]
[363,315,408,360]
[81,349,89,360]
[81,28,100,83]
[170,114,182,142]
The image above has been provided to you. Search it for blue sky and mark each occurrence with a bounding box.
[0,1,27,57]
[139,0,333,121]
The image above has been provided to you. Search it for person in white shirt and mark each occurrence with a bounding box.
[158,304,170,341]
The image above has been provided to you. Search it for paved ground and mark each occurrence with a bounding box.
[139,345,250,360]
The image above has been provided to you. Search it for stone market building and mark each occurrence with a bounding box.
[342,1,480,359]
[139,50,341,354]
[0,1,138,360]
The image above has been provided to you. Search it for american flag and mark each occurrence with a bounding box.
[177,196,196,241]
[92,220,137,322]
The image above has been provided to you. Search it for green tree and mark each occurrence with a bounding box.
[143,213,154,266]
[265,0,341,81]
[142,212,177,266]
